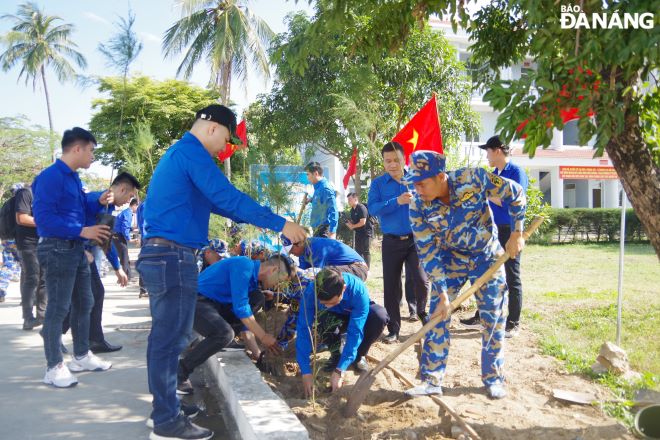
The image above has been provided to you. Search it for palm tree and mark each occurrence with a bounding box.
[0,2,87,159]
[162,0,274,178]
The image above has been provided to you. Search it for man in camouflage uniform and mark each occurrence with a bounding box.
[403,150,526,399]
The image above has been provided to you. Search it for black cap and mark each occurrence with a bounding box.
[195,104,240,144]
[478,135,509,153]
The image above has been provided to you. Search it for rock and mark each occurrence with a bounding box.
[596,342,630,375]
[591,361,608,375]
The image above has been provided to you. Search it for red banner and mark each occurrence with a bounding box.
[559,166,618,180]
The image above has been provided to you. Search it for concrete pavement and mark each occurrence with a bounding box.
[0,266,155,439]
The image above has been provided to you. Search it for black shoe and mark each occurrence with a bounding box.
[180,402,200,419]
[89,340,122,353]
[460,314,482,330]
[407,314,419,322]
[419,313,430,325]
[322,352,341,372]
[382,332,399,344]
[150,414,213,440]
[177,361,194,395]
[139,291,149,298]
[23,317,41,330]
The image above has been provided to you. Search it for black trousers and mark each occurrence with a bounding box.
[17,247,47,321]
[318,302,389,359]
[327,262,369,281]
[354,233,371,268]
[381,235,430,335]
[498,225,523,326]
[181,291,265,377]
[404,260,418,315]
[62,262,105,342]
[112,235,131,279]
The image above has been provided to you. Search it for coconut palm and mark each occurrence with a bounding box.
[0,2,87,158]
[162,0,274,178]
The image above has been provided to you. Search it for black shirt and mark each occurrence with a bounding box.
[350,203,372,238]
[14,188,39,250]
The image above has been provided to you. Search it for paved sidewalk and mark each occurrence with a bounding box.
[0,259,155,439]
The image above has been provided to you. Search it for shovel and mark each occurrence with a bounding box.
[344,216,545,417]
[553,388,659,407]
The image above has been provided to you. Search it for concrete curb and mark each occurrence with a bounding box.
[204,349,309,440]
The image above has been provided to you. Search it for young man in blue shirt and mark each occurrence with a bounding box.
[137,104,306,440]
[460,136,529,338]
[305,161,339,239]
[367,142,430,343]
[288,236,368,281]
[33,127,115,389]
[297,269,389,397]
[177,255,293,395]
[112,198,138,280]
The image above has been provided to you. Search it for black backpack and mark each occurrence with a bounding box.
[0,194,17,240]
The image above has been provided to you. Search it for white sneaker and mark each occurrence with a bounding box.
[68,351,112,372]
[404,382,443,397]
[43,363,78,388]
[354,356,369,372]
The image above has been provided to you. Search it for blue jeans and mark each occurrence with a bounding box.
[137,244,198,427]
[37,238,94,368]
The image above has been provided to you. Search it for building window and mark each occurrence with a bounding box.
[563,120,580,146]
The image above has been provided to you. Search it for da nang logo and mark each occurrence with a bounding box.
[560,5,655,29]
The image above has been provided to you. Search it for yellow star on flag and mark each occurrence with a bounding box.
[408,128,419,151]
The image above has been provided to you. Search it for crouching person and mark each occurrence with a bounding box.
[297,269,389,397]
[177,255,294,393]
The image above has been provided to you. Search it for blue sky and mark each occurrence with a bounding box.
[0,0,314,132]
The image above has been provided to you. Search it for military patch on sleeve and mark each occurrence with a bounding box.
[489,173,503,187]
[459,190,475,203]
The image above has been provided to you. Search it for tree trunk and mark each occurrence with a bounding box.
[605,112,660,260]
[41,65,56,163]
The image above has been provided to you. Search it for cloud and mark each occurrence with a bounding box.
[138,31,161,44]
[83,11,110,26]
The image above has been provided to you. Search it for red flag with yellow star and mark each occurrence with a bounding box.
[218,120,247,162]
[392,95,443,163]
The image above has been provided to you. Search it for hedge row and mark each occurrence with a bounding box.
[530,208,648,244]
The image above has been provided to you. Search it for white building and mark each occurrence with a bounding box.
[431,18,625,209]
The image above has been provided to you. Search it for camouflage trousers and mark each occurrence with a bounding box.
[421,253,507,387]
[1,240,21,295]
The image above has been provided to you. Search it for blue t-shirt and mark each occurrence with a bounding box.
[197,256,260,319]
[298,237,365,270]
[114,208,133,241]
[489,161,528,227]
[309,178,338,233]
[367,173,412,235]
[32,159,104,240]
[296,272,370,374]
[144,132,286,248]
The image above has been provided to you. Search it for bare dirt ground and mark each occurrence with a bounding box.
[259,297,632,439]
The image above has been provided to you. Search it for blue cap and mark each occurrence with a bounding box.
[402,150,446,184]
[280,234,293,253]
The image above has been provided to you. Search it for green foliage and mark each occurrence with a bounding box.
[98,9,142,78]
[117,123,158,190]
[162,0,274,101]
[530,208,647,244]
[89,75,220,174]
[0,115,52,199]
[251,12,475,193]
[523,174,551,228]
